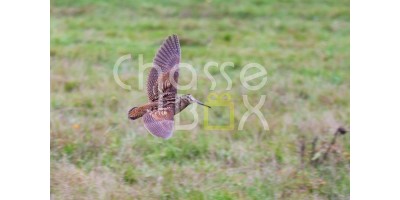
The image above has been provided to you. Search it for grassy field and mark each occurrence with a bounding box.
[51,0,350,199]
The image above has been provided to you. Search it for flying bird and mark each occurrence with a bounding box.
[128,35,210,139]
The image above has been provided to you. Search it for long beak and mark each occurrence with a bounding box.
[196,100,211,108]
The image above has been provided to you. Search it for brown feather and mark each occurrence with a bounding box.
[147,35,180,102]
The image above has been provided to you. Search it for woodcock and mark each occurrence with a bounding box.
[128,35,211,139]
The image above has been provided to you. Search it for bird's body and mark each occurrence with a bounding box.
[128,35,210,139]
[128,94,197,120]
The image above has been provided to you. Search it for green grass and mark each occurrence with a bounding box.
[51,0,349,199]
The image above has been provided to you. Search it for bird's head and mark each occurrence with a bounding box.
[183,94,211,108]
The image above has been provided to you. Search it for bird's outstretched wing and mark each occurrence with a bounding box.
[147,35,181,102]
[143,107,174,139]
[143,35,180,139]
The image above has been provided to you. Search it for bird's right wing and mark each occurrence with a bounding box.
[143,107,175,139]
[147,35,181,102]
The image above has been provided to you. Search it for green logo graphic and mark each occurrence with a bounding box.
[204,93,234,130]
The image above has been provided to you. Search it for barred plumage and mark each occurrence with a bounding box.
[128,35,210,139]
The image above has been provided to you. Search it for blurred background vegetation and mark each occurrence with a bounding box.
[51,0,349,199]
